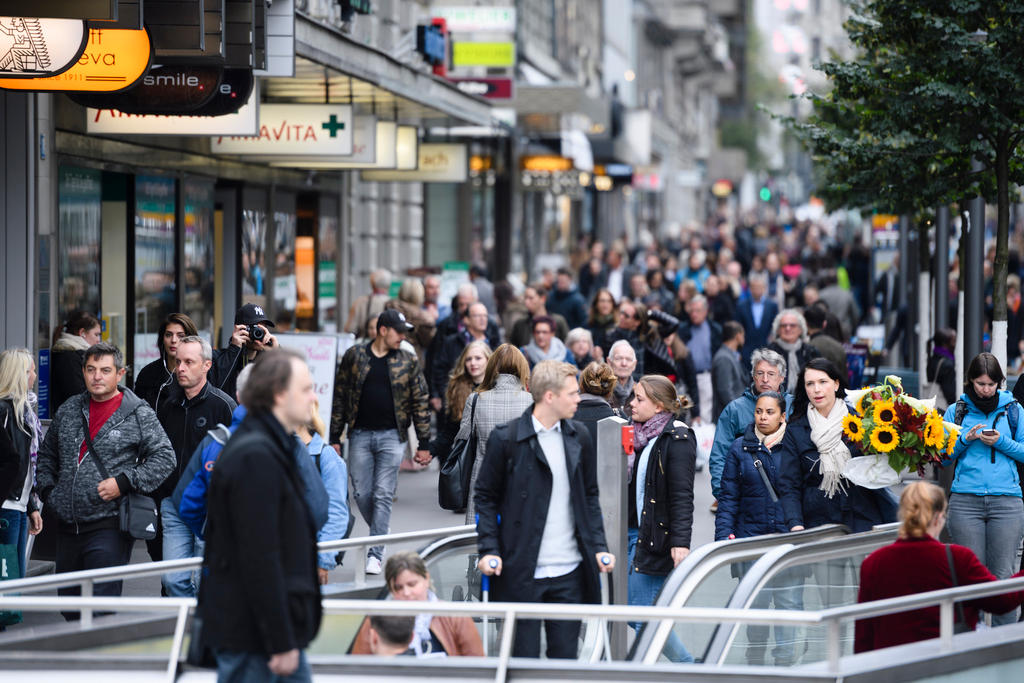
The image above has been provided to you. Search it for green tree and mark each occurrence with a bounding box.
[785,0,1024,362]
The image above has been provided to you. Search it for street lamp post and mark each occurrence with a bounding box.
[964,157,986,364]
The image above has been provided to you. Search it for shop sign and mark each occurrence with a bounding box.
[70,64,223,113]
[416,23,446,66]
[86,77,259,135]
[431,7,516,33]
[3,1,116,20]
[0,16,88,78]
[0,26,151,92]
[522,155,573,172]
[212,104,353,155]
[452,41,515,68]
[187,67,254,116]
[448,77,513,99]
[254,115,382,167]
[362,143,467,183]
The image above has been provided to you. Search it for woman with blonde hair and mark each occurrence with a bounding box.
[0,349,43,596]
[855,482,1024,652]
[350,550,484,656]
[296,397,350,584]
[431,341,491,472]
[459,344,533,523]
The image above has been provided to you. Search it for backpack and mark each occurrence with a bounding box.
[922,357,950,411]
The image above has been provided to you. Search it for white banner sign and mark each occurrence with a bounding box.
[274,332,339,432]
[362,143,467,183]
[212,104,353,155]
[86,82,260,135]
[431,7,516,32]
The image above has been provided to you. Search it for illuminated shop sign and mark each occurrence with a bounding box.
[448,77,513,99]
[362,143,468,183]
[0,16,88,78]
[211,104,354,155]
[431,7,516,33]
[416,24,446,66]
[452,41,515,68]
[70,64,223,113]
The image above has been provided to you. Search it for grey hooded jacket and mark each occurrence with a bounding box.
[37,387,175,530]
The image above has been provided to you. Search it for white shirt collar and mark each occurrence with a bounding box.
[531,414,562,434]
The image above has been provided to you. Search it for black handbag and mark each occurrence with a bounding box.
[439,394,479,511]
[945,544,972,633]
[81,414,159,541]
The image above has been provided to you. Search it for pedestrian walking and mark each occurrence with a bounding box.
[208,303,279,400]
[508,283,569,348]
[197,349,322,681]
[521,316,567,368]
[586,288,618,357]
[132,312,199,410]
[48,311,102,416]
[564,328,598,368]
[626,374,695,662]
[573,362,618,447]
[926,328,958,410]
[607,340,637,420]
[0,349,44,593]
[431,340,490,470]
[711,321,746,423]
[737,274,779,369]
[475,360,615,659]
[35,343,174,612]
[942,352,1024,625]
[458,344,533,524]
[330,309,431,575]
[547,267,588,329]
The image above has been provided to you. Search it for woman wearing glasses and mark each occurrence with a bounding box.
[767,309,821,394]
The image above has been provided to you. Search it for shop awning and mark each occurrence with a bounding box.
[261,15,493,128]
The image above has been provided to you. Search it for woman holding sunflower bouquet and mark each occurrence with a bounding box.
[778,358,898,534]
[941,352,1024,626]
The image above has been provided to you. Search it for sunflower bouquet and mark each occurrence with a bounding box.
[841,375,959,488]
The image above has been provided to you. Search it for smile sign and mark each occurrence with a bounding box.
[211,104,353,155]
[0,26,152,92]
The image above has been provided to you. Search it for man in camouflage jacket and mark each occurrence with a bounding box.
[329,310,430,574]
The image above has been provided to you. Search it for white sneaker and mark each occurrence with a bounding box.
[365,556,382,575]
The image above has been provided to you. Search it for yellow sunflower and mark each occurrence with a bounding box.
[872,400,897,425]
[869,424,900,453]
[923,415,945,448]
[946,430,958,456]
[842,414,864,442]
[855,391,871,415]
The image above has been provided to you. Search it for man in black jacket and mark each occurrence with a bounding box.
[475,360,615,658]
[198,348,321,681]
[154,336,236,588]
[208,303,278,400]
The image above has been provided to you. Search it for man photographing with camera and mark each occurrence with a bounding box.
[209,303,278,399]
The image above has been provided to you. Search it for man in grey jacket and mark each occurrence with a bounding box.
[37,343,174,611]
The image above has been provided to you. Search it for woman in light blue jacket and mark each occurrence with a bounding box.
[942,352,1024,626]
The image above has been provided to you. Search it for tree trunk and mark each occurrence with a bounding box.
[918,219,931,393]
[956,212,967,391]
[992,138,1010,374]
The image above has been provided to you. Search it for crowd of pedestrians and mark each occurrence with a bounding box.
[3,219,1024,675]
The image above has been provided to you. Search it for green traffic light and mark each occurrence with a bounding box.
[759,187,772,202]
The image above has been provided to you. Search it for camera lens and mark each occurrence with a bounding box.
[250,325,266,341]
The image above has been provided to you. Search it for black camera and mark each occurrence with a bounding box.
[248,324,266,342]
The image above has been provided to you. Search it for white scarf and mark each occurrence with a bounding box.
[807,399,851,498]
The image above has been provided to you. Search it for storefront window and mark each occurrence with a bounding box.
[241,207,268,303]
[272,202,298,330]
[134,175,177,374]
[183,177,216,339]
[57,166,102,325]
[317,202,339,332]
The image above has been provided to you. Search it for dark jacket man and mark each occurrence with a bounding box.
[37,388,175,529]
[677,319,723,357]
[474,407,609,605]
[198,409,323,658]
[737,298,779,367]
[711,345,746,423]
[547,285,588,330]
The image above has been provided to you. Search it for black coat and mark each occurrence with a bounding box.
[198,409,322,655]
[154,380,237,499]
[777,413,898,532]
[715,425,788,540]
[573,396,616,447]
[474,407,609,604]
[133,358,175,410]
[49,349,86,416]
[0,400,37,511]
[737,298,779,367]
[633,420,696,576]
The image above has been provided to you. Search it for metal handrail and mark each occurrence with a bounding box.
[0,524,476,627]
[3,577,1024,681]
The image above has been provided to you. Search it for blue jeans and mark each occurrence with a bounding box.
[160,498,204,597]
[215,649,311,683]
[0,509,29,578]
[348,429,405,560]
[627,528,694,663]
[948,493,1024,626]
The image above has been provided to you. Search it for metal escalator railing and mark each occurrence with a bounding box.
[2,577,1024,682]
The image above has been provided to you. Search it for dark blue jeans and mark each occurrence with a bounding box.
[0,509,28,577]
[56,527,133,620]
[215,649,311,683]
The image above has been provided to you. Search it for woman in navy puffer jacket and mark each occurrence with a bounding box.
[715,391,802,667]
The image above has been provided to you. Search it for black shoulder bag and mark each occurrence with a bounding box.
[439,394,479,511]
[81,414,159,540]
[749,445,779,502]
[945,544,971,633]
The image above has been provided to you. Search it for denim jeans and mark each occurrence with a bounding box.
[160,498,204,597]
[56,527,133,620]
[0,508,28,578]
[215,649,311,683]
[626,528,695,663]
[948,493,1024,626]
[348,429,405,560]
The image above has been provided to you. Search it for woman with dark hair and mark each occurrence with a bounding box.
[925,328,957,410]
[49,310,102,415]
[132,312,199,409]
[778,358,897,533]
[856,482,1024,652]
[587,288,618,356]
[430,341,491,468]
[942,352,1024,626]
[458,344,533,523]
[627,375,696,662]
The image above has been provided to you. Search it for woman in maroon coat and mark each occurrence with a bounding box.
[855,482,1024,653]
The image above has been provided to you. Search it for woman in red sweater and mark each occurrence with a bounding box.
[855,481,1024,653]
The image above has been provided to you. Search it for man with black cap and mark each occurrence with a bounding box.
[209,303,278,400]
[330,309,431,575]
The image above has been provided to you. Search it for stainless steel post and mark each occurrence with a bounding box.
[935,205,950,332]
[596,415,628,659]
[965,160,986,363]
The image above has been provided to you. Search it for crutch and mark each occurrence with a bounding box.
[598,555,613,661]
[481,557,499,656]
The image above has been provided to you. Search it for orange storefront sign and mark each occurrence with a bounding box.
[0,27,151,92]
